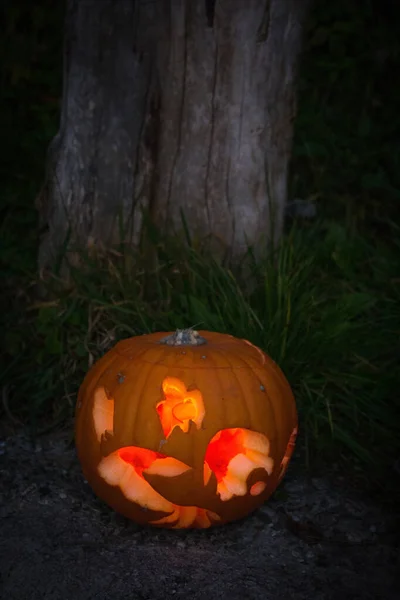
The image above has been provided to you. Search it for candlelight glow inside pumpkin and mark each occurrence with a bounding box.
[203,428,274,501]
[97,445,221,528]
[156,376,205,438]
[75,329,298,528]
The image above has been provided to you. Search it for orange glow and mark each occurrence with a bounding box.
[204,429,244,481]
[156,376,205,438]
[91,384,220,527]
[204,428,273,501]
[98,446,220,528]
[118,446,164,478]
[279,425,298,480]
[99,450,175,514]
[93,387,114,442]
[90,384,277,527]
[250,481,267,496]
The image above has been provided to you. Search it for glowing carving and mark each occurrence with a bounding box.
[91,385,276,527]
[98,446,220,528]
[93,387,114,442]
[250,481,267,496]
[92,386,219,528]
[99,447,189,513]
[279,425,298,480]
[156,377,205,438]
[204,428,274,501]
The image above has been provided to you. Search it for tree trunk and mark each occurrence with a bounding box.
[37,0,310,271]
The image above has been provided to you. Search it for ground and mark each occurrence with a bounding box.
[0,430,398,600]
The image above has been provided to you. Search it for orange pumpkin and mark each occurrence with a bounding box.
[75,329,297,528]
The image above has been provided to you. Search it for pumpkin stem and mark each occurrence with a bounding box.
[159,329,207,346]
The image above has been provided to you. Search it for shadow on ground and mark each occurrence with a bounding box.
[0,431,398,600]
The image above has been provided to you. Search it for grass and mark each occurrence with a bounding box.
[1,0,399,491]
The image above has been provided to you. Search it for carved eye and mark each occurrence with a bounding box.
[75,329,297,528]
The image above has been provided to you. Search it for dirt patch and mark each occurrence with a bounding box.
[0,430,398,600]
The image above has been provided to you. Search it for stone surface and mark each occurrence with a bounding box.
[0,431,398,600]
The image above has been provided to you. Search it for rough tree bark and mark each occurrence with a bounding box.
[37,0,310,271]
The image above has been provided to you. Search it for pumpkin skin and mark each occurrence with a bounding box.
[75,329,297,528]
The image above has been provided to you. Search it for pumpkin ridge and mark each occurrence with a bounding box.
[259,360,295,465]
[237,351,286,451]
[224,354,253,428]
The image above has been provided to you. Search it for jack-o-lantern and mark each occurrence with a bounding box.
[75,329,297,528]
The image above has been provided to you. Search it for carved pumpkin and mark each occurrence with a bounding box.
[75,329,297,528]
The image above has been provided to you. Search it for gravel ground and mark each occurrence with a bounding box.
[0,430,399,600]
